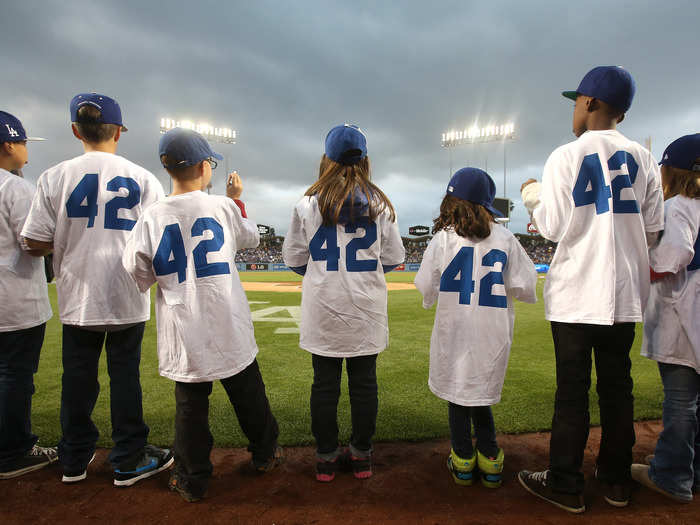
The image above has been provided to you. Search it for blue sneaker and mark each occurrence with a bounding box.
[114,445,174,487]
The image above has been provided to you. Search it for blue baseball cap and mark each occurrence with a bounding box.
[659,133,700,171]
[325,124,367,165]
[562,65,636,113]
[159,127,223,169]
[0,111,46,142]
[446,167,502,217]
[70,92,127,131]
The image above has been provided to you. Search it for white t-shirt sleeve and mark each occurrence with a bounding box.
[229,200,259,251]
[20,172,56,242]
[532,148,573,242]
[141,174,166,209]
[379,212,405,267]
[10,182,34,242]
[650,199,699,273]
[505,237,538,304]
[122,216,157,293]
[642,155,664,233]
[414,234,442,309]
[282,204,310,268]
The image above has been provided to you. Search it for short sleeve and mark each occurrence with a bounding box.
[282,204,310,268]
[414,233,442,309]
[505,236,538,304]
[532,148,574,242]
[641,155,664,233]
[379,211,405,267]
[229,199,259,251]
[649,199,699,273]
[20,171,57,242]
[122,216,157,293]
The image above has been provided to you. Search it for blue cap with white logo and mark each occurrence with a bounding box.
[0,111,46,142]
[70,93,127,131]
[325,124,367,165]
[659,133,700,171]
[562,65,636,113]
[446,167,502,217]
[159,127,223,169]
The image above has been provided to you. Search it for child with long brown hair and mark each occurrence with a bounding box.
[282,124,405,481]
[632,133,700,502]
[415,167,537,489]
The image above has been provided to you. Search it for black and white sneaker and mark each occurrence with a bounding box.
[113,445,174,487]
[518,470,586,514]
[0,444,58,480]
[62,451,97,483]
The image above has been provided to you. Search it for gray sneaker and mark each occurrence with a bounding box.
[518,470,586,513]
[630,464,692,503]
[0,444,58,479]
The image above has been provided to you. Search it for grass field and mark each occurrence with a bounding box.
[31,273,663,448]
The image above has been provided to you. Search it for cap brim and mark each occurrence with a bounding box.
[486,204,503,217]
[211,151,224,161]
[121,125,128,132]
[25,137,47,141]
[562,91,578,102]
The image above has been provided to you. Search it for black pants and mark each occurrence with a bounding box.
[173,359,278,497]
[58,323,149,472]
[448,403,498,458]
[548,322,636,494]
[0,324,45,467]
[310,353,378,455]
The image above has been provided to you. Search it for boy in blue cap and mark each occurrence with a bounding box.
[632,133,700,503]
[22,93,172,486]
[518,66,665,512]
[0,111,55,479]
[122,128,281,502]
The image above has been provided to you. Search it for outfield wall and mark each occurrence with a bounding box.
[236,262,423,272]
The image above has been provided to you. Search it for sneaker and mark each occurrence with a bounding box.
[113,445,174,487]
[594,467,631,507]
[447,449,477,486]
[477,449,504,489]
[518,470,586,514]
[630,464,692,503]
[253,446,284,473]
[348,451,372,480]
[168,471,203,503]
[0,444,58,480]
[62,451,96,483]
[316,455,341,482]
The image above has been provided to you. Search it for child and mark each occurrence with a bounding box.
[21,93,172,486]
[122,127,281,502]
[631,133,700,502]
[282,124,405,481]
[415,167,537,488]
[0,111,56,479]
[518,66,665,513]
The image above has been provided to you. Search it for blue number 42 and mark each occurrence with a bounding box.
[309,217,378,272]
[440,247,508,308]
[572,150,640,215]
[65,173,141,230]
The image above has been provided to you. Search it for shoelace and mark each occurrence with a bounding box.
[30,445,56,457]
[531,470,549,484]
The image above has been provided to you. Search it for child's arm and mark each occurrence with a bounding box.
[649,200,699,275]
[282,203,310,274]
[641,154,665,237]
[122,217,157,293]
[20,171,56,256]
[379,212,405,273]
[414,234,441,308]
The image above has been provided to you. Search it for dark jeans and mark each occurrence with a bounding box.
[173,359,279,496]
[310,353,378,456]
[649,362,700,500]
[0,324,45,467]
[548,322,636,494]
[58,323,149,472]
[448,402,498,458]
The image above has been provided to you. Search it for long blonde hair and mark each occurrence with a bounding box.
[305,154,396,225]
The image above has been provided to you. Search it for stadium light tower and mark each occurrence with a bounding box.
[441,122,515,198]
[159,117,237,193]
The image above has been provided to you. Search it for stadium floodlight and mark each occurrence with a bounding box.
[160,117,237,144]
[440,120,516,201]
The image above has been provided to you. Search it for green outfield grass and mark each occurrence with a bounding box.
[31,275,663,448]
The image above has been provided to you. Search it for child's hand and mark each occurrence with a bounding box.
[521,178,538,193]
[226,171,243,200]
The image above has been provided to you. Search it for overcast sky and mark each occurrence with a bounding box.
[3,1,698,235]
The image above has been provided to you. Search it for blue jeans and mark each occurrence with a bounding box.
[448,403,498,458]
[0,324,45,467]
[58,324,149,472]
[649,362,700,501]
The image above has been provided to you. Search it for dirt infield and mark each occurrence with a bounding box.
[2,420,698,524]
[242,281,416,292]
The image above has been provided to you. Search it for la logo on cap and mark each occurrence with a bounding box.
[4,124,19,138]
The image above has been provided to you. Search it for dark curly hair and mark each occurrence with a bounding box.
[432,195,496,240]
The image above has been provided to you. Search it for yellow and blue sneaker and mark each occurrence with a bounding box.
[477,448,504,488]
[447,449,476,486]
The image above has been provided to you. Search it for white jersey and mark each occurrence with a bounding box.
[642,195,700,373]
[523,130,664,324]
[282,195,405,357]
[415,227,537,406]
[21,151,164,326]
[0,169,52,331]
[122,191,260,383]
